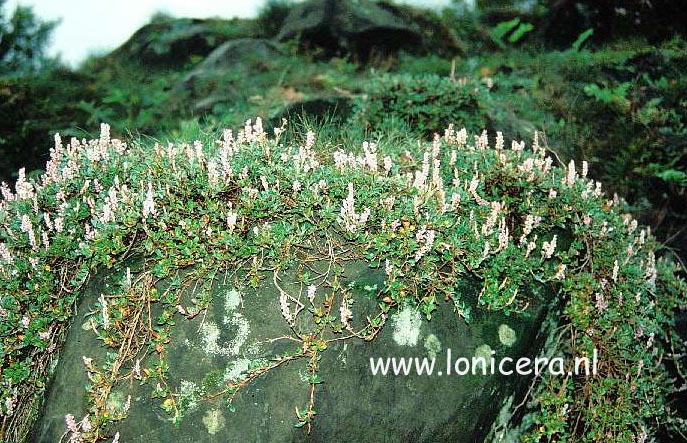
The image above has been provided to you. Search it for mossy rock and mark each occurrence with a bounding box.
[181,38,284,93]
[33,255,549,442]
[276,0,423,61]
[176,38,286,114]
[108,17,255,67]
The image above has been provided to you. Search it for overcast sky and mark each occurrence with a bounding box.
[4,0,454,66]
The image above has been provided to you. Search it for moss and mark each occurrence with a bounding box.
[423,333,441,359]
[202,408,225,435]
[497,323,516,347]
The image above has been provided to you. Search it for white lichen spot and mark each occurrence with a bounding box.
[105,390,127,414]
[223,358,251,383]
[199,311,250,357]
[392,306,422,346]
[498,324,517,347]
[202,408,225,435]
[245,343,263,355]
[200,321,223,356]
[225,313,250,355]
[224,289,242,312]
[179,380,201,413]
[424,334,442,359]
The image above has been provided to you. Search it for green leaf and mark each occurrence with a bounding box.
[571,28,594,52]
[508,23,534,44]
[492,18,521,43]
[654,169,687,186]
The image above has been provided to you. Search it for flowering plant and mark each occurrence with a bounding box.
[0,119,685,442]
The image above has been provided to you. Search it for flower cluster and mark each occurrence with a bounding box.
[338,182,371,233]
[520,214,542,245]
[541,235,557,259]
[226,203,238,232]
[339,296,353,331]
[414,226,436,261]
[64,413,93,443]
[290,130,319,173]
[279,291,295,326]
[142,182,156,219]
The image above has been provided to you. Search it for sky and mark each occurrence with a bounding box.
[4,0,454,67]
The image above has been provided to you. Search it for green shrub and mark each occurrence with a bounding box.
[0,0,58,76]
[0,69,94,183]
[570,45,687,239]
[351,73,488,137]
[491,39,687,249]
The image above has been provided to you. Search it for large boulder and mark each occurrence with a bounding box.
[276,0,423,60]
[109,17,251,66]
[178,38,284,110]
[32,256,550,442]
[188,38,282,74]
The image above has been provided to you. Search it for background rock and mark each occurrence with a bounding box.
[177,38,284,112]
[109,17,251,67]
[268,96,353,128]
[276,0,423,61]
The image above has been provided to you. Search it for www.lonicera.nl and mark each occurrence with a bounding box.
[369,348,598,377]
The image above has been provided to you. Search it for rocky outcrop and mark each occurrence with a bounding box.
[173,38,283,113]
[109,17,247,66]
[269,96,353,127]
[276,0,423,60]
[181,38,282,92]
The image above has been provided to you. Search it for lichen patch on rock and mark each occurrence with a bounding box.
[424,333,441,358]
[391,306,422,346]
[498,324,517,347]
[202,408,225,435]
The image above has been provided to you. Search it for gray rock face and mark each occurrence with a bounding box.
[276,0,423,60]
[186,38,283,80]
[176,38,283,113]
[269,96,353,128]
[182,38,281,90]
[33,256,550,442]
[110,18,237,66]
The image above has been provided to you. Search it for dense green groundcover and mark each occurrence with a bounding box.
[351,73,488,137]
[0,120,685,442]
[2,6,686,259]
